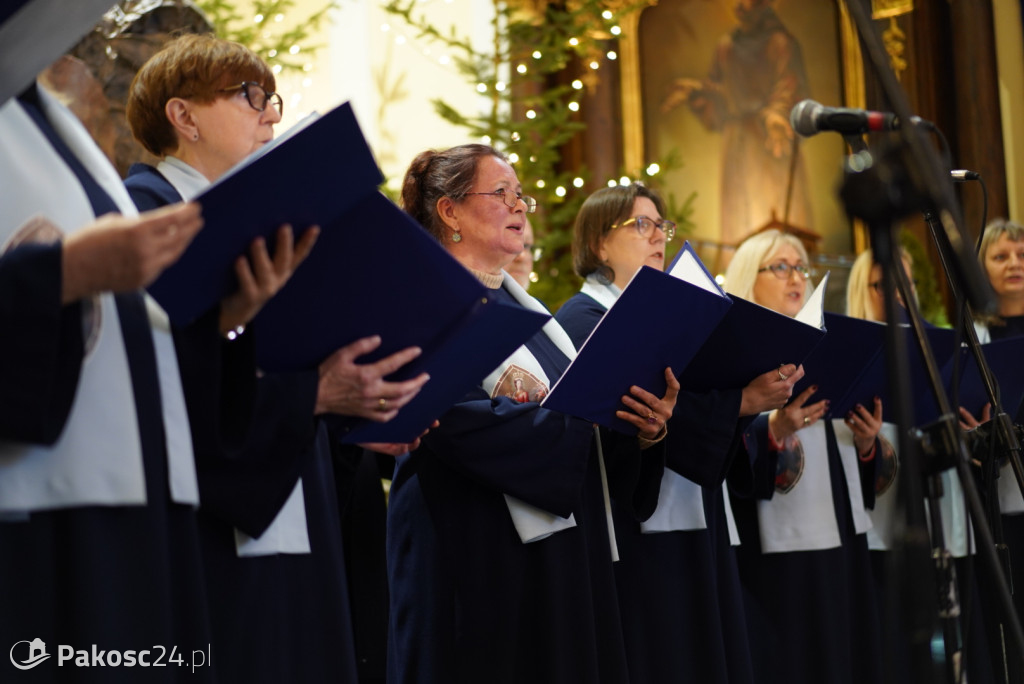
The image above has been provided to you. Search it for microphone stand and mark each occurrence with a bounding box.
[840,145,959,683]
[924,205,1024,684]
[839,4,1023,684]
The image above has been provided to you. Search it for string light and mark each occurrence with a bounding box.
[526,109,537,119]
[589,61,600,70]
[610,25,621,36]
[508,152,520,163]
[607,179,617,187]
[495,81,506,92]
[516,64,527,74]
[532,50,542,59]
[274,13,284,22]
[572,79,583,90]
[381,23,391,32]
[268,49,278,57]
[618,176,630,185]
[536,179,546,188]
[606,51,617,60]
[555,186,567,197]
[395,35,407,45]
[572,177,584,188]
[568,37,579,46]
[568,102,579,112]
[476,83,488,93]
[254,13,264,23]
[511,131,521,141]
[646,163,661,175]
[289,45,300,54]
[601,10,613,19]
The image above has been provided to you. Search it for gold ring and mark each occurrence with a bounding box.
[803,416,811,426]
[378,397,388,411]
[777,367,788,381]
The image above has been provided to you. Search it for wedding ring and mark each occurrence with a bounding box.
[803,416,811,426]
[777,366,788,381]
[378,397,388,411]
[647,412,657,425]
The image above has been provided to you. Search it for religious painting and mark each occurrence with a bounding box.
[634,0,854,273]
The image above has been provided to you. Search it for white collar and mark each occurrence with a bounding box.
[157,156,211,201]
[579,274,621,311]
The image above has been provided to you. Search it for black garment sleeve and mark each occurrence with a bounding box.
[0,243,84,445]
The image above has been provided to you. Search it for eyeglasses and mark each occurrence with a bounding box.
[611,215,676,241]
[464,188,538,213]
[757,261,810,280]
[217,82,283,116]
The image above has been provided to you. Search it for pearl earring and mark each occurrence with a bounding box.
[451,231,462,243]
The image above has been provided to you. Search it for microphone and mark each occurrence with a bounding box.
[950,169,980,182]
[790,99,924,137]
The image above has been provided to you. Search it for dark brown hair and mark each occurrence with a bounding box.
[400,144,505,242]
[572,183,666,282]
[126,33,276,157]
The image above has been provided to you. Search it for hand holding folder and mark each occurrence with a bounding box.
[147,102,550,444]
[948,335,1024,420]
[795,313,958,424]
[541,243,826,434]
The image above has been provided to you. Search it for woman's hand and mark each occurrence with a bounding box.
[959,403,992,431]
[768,383,828,442]
[315,335,430,421]
[61,202,203,303]
[616,367,680,440]
[845,396,883,456]
[740,363,803,417]
[219,224,319,334]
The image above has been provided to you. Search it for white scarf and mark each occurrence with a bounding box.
[481,273,618,558]
[579,276,741,544]
[0,90,198,512]
[156,156,310,556]
[756,418,872,553]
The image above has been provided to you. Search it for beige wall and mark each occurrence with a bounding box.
[994,0,1024,221]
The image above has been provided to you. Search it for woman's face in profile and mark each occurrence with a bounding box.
[597,196,667,290]
[984,232,1024,302]
[752,242,807,317]
[187,83,281,181]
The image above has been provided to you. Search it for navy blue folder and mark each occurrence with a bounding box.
[253,190,550,443]
[825,323,958,424]
[148,103,382,324]
[147,102,551,443]
[947,336,1024,420]
[666,244,828,395]
[541,265,733,434]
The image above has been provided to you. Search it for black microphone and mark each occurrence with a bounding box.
[790,99,925,137]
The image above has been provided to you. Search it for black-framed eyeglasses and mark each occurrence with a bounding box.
[217,82,283,116]
[757,261,810,280]
[464,188,538,213]
[611,215,676,242]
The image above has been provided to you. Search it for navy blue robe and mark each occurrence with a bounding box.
[0,94,215,683]
[732,415,883,684]
[387,286,664,684]
[556,290,755,684]
[125,163,358,683]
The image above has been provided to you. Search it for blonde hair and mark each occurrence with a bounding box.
[723,229,811,303]
[845,248,915,322]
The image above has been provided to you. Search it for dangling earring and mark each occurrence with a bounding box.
[451,231,462,243]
